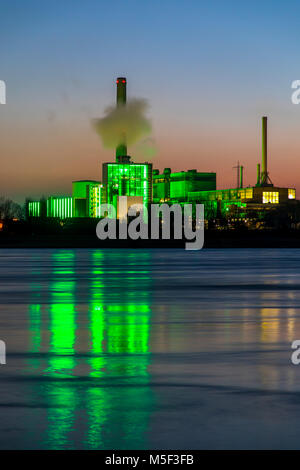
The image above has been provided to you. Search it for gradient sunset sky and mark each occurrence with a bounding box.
[1,0,300,202]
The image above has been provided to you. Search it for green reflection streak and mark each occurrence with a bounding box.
[27,249,155,449]
[85,254,107,448]
[45,251,77,449]
[48,302,76,373]
[27,268,43,370]
[90,304,105,376]
[45,385,76,450]
[86,302,107,449]
[85,250,153,450]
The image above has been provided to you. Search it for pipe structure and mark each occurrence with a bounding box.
[257,163,261,186]
[233,161,240,189]
[116,77,127,159]
[240,165,243,189]
[261,116,268,185]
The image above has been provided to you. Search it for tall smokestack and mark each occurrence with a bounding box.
[257,163,261,186]
[261,116,268,185]
[240,165,243,189]
[116,77,127,159]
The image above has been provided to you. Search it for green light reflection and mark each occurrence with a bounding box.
[45,251,77,449]
[27,249,154,449]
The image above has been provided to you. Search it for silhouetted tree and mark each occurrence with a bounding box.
[0,197,24,220]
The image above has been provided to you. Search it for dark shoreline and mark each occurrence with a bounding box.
[1,229,300,248]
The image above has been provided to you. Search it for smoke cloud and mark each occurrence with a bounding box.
[132,137,157,160]
[93,98,152,150]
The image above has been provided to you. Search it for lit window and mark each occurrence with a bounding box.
[288,189,296,199]
[238,189,253,199]
[262,191,279,204]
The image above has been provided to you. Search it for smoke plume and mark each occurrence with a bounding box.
[93,98,152,150]
[132,137,157,160]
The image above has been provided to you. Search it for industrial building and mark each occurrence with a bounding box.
[103,161,152,213]
[26,80,297,225]
[152,168,216,203]
[72,180,104,218]
[184,117,296,220]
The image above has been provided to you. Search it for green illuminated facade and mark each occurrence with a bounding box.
[28,201,41,217]
[25,178,297,222]
[47,197,73,219]
[72,180,104,218]
[25,160,152,220]
[102,161,153,210]
[152,168,216,203]
[89,183,104,218]
[25,154,296,223]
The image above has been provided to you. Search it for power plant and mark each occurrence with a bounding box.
[27,78,297,227]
